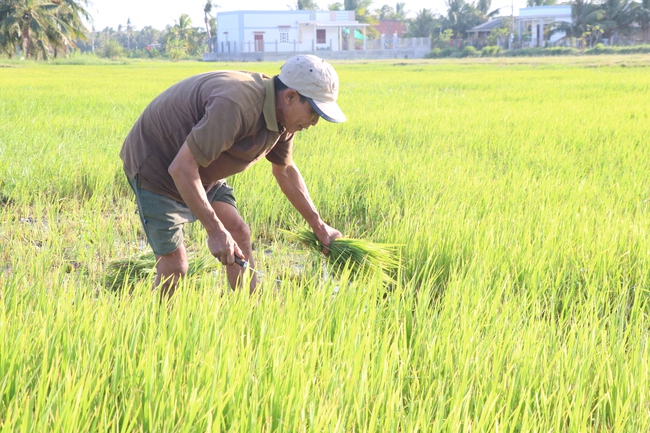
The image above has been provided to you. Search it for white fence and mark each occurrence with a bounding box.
[207,36,431,54]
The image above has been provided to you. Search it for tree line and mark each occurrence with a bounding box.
[80,12,216,61]
[427,0,644,45]
[308,0,650,46]
[2,0,648,60]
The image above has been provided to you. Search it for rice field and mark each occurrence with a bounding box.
[1,54,650,431]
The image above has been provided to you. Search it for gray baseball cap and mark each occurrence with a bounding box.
[278,55,346,123]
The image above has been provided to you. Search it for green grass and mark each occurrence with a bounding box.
[1,56,650,431]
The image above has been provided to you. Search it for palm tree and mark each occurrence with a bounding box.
[0,0,18,56]
[374,2,407,22]
[99,26,116,46]
[550,0,603,45]
[296,0,320,9]
[204,1,212,38]
[167,13,205,56]
[395,2,407,20]
[405,8,436,37]
[640,0,650,42]
[136,25,161,48]
[597,0,638,42]
[376,4,395,19]
[475,0,501,21]
[345,0,374,22]
[343,0,378,42]
[126,17,133,49]
[527,0,556,6]
[0,0,90,59]
[442,0,481,39]
[204,0,218,51]
[169,13,193,50]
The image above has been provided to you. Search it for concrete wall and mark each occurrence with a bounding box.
[203,46,432,62]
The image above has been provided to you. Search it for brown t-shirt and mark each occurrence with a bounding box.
[120,70,294,202]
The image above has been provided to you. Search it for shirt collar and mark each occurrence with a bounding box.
[263,78,283,133]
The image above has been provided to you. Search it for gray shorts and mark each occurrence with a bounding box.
[127,175,236,256]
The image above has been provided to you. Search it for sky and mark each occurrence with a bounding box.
[87,0,528,31]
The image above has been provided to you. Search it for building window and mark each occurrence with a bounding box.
[316,29,326,44]
[279,28,289,43]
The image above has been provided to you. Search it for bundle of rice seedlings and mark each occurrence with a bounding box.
[283,228,402,284]
[102,252,218,291]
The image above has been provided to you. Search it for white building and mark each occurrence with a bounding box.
[214,10,369,54]
[517,6,572,47]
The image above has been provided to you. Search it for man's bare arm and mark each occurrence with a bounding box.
[168,142,243,265]
[272,162,341,251]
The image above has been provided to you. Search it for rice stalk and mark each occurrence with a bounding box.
[102,252,218,290]
[283,228,402,284]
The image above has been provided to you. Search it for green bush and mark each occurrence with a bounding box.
[461,45,479,57]
[425,47,462,58]
[48,51,128,65]
[481,46,502,57]
[428,43,650,59]
[147,48,162,59]
[503,47,579,57]
[165,39,187,62]
[586,44,650,55]
[98,40,124,60]
[425,48,442,58]
[126,49,151,59]
[430,29,455,49]
[443,47,462,58]
[547,47,579,56]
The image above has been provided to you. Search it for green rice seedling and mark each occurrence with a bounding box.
[283,228,402,284]
[102,252,156,290]
[102,252,218,290]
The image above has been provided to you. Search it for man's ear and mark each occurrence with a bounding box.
[286,89,299,103]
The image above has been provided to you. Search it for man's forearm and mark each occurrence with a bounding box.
[173,174,225,234]
[169,143,224,236]
[272,163,325,231]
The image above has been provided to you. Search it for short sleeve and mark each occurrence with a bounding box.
[186,96,246,167]
[265,132,294,166]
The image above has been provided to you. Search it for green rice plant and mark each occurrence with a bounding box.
[102,252,218,290]
[3,57,650,431]
[284,228,402,284]
[102,252,156,290]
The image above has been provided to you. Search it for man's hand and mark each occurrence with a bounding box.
[207,227,244,266]
[314,223,342,255]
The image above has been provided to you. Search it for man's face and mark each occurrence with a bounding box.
[280,90,320,134]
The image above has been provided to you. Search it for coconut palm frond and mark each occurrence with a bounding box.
[0,0,90,58]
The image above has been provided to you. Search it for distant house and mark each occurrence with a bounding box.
[204,10,431,61]
[517,6,572,47]
[467,19,508,47]
[213,10,369,54]
[373,20,406,38]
